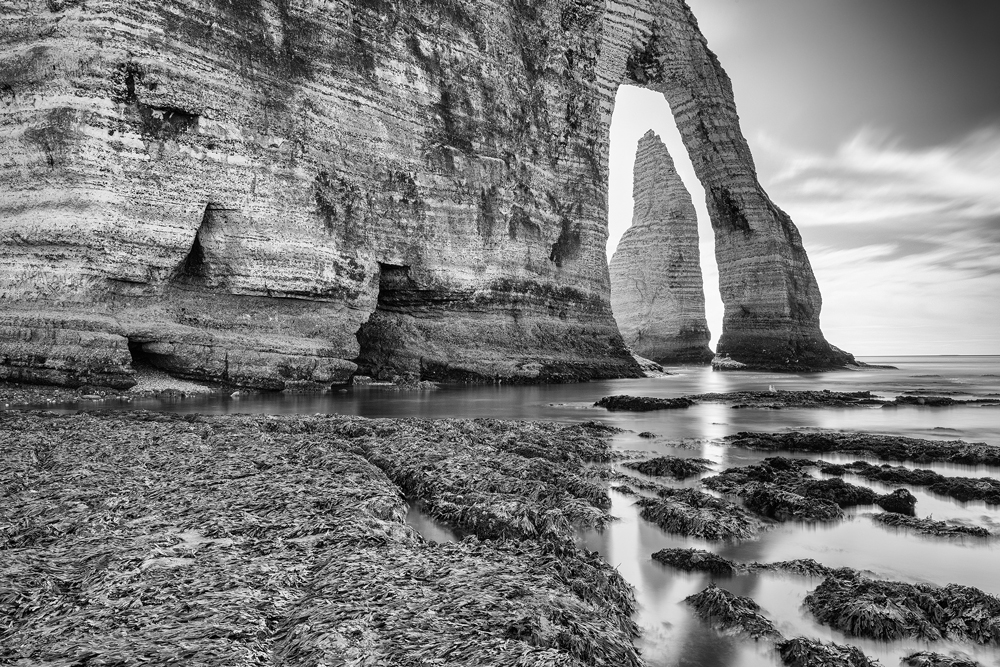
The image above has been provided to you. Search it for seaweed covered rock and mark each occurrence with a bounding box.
[650,549,835,579]
[636,488,765,541]
[822,461,1000,505]
[599,390,887,411]
[902,651,981,667]
[684,584,782,640]
[796,478,881,507]
[323,418,618,542]
[704,457,879,508]
[594,395,695,412]
[927,478,1000,505]
[651,548,741,576]
[757,558,835,578]
[875,488,917,515]
[703,458,877,520]
[623,455,713,479]
[701,456,815,494]
[778,637,881,667]
[693,390,884,408]
[727,432,1000,466]
[0,410,641,665]
[743,485,844,522]
[872,513,991,538]
[804,568,1000,644]
[701,462,787,495]
[892,396,1000,407]
[820,460,940,485]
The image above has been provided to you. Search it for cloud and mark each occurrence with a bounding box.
[761,127,1000,277]
[765,127,1000,222]
[756,127,1000,354]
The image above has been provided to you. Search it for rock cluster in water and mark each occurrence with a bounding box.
[727,431,1000,465]
[593,389,994,412]
[821,460,1000,505]
[681,579,884,666]
[805,569,1000,645]
[623,454,713,480]
[635,487,766,541]
[609,130,713,363]
[872,513,991,538]
[0,0,850,389]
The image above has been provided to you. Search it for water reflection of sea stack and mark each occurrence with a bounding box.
[610,130,714,364]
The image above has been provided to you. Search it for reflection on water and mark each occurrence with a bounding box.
[51,356,1000,447]
[405,504,460,543]
[44,355,1000,666]
[581,471,1000,667]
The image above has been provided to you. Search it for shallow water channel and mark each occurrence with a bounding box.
[48,356,1000,666]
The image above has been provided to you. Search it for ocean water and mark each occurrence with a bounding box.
[43,356,1000,665]
[94,356,1000,448]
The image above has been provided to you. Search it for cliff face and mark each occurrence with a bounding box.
[0,0,847,389]
[610,131,712,364]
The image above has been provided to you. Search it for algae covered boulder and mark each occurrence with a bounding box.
[778,637,880,667]
[636,488,765,541]
[875,488,917,515]
[684,583,782,640]
[804,568,1000,644]
[624,455,713,480]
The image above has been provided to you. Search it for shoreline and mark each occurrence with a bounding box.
[5,386,1000,666]
[1,410,640,665]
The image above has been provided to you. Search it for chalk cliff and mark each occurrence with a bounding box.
[610,130,712,364]
[0,0,848,389]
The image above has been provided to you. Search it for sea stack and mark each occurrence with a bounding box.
[610,131,713,364]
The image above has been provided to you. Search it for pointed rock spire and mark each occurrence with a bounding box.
[610,131,714,364]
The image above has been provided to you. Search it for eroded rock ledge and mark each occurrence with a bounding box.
[2,0,848,388]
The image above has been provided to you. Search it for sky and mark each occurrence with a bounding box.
[607,0,1000,356]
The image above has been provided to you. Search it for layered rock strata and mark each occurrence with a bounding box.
[0,0,847,389]
[610,130,713,363]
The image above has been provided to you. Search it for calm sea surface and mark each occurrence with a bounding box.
[49,356,1000,666]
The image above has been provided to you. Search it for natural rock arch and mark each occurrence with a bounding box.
[598,1,850,369]
[0,0,848,390]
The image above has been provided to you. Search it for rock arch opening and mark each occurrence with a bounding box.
[607,86,722,364]
[607,124,715,364]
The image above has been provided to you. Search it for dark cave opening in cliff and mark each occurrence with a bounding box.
[354,263,416,381]
[127,339,158,370]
